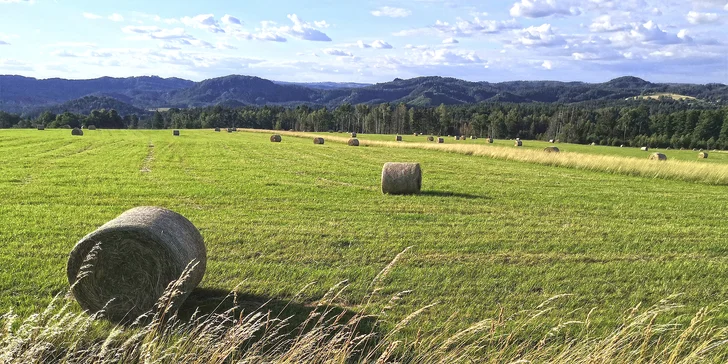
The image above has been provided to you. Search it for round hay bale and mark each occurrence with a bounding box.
[173,130,180,136]
[454,136,459,141]
[649,152,667,161]
[214,127,220,132]
[396,135,403,142]
[313,137,325,145]
[470,136,477,140]
[72,128,83,136]
[544,146,560,153]
[66,207,206,321]
[227,129,233,133]
[88,125,97,131]
[699,152,708,159]
[413,133,418,136]
[514,140,522,147]
[591,142,596,146]
[348,138,359,146]
[37,125,45,130]
[487,138,493,143]
[427,136,435,142]
[641,147,649,151]
[548,139,554,143]
[232,128,237,132]
[270,134,282,142]
[351,132,357,137]
[436,137,444,143]
[381,162,421,195]
[620,145,624,148]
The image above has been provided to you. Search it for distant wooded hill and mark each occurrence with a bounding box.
[1,74,727,116]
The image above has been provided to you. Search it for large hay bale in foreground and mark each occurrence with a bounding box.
[436,137,444,143]
[270,134,282,142]
[396,135,403,142]
[381,162,421,195]
[72,128,83,136]
[699,152,709,159]
[173,130,180,136]
[348,138,359,146]
[88,125,97,130]
[649,153,667,161]
[641,147,649,151]
[514,140,522,147]
[544,146,560,153]
[313,137,325,145]
[67,207,206,321]
[427,136,435,142]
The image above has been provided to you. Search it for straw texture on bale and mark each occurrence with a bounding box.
[427,136,435,142]
[173,130,180,136]
[381,162,422,195]
[348,138,359,146]
[699,152,709,159]
[396,135,403,142]
[313,137,325,145]
[351,132,357,137]
[37,125,45,130]
[88,125,97,130]
[67,206,206,321]
[72,128,83,136]
[649,153,667,161]
[544,146,560,153]
[514,140,523,147]
[641,147,649,151]
[270,134,282,142]
[436,137,444,143]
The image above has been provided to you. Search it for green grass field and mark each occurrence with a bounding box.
[2,128,728,344]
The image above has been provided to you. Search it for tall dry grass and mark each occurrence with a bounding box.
[246,129,728,185]
[3,250,728,363]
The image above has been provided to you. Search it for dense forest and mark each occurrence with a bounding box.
[3,99,728,150]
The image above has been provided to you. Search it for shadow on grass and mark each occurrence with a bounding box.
[420,190,490,199]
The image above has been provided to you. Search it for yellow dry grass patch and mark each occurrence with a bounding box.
[631,93,697,101]
[245,129,728,185]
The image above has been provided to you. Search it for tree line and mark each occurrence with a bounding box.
[2,101,728,149]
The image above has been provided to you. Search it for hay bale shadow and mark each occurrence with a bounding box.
[419,190,490,200]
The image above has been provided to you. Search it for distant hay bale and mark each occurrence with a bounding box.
[514,140,522,147]
[641,147,649,151]
[591,142,596,146]
[88,125,97,130]
[544,146,560,153]
[649,153,667,161]
[313,137,325,145]
[214,128,220,132]
[72,128,83,136]
[692,148,697,151]
[232,128,237,132]
[427,136,435,142]
[66,206,206,321]
[549,139,554,143]
[351,132,357,137]
[413,133,419,136]
[381,162,421,195]
[620,145,624,148]
[37,125,45,130]
[436,137,444,143]
[227,128,233,133]
[454,136,460,141]
[487,138,493,143]
[396,135,403,141]
[348,138,359,146]
[173,130,180,136]
[699,152,708,159]
[270,134,282,142]
[471,136,477,140]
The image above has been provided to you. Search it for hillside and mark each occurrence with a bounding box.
[1,74,727,115]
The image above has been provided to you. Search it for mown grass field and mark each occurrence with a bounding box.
[2,128,728,345]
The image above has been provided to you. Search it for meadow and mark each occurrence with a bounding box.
[2,129,728,360]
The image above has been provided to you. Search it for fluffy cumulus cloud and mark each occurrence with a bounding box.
[414,48,483,65]
[83,12,103,19]
[371,40,393,49]
[371,6,411,18]
[542,60,553,69]
[123,25,196,41]
[181,14,225,33]
[442,37,459,44]
[686,11,720,24]
[221,14,242,26]
[323,48,353,57]
[589,15,629,32]
[357,40,371,48]
[108,13,124,22]
[610,21,691,46]
[433,17,519,36]
[510,0,581,18]
[513,24,566,47]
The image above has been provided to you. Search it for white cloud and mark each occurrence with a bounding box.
[724,3,728,10]
[371,40,393,49]
[542,60,552,69]
[216,41,237,50]
[181,14,225,33]
[431,17,519,37]
[269,14,331,41]
[108,13,124,22]
[442,37,459,44]
[323,48,353,57]
[610,21,692,46]
[221,14,242,26]
[589,15,629,32]
[510,0,581,18]
[415,48,483,65]
[123,26,196,41]
[83,12,103,20]
[0,0,34,3]
[371,6,411,18]
[314,20,330,28]
[357,40,372,48]
[0,40,9,45]
[686,11,720,24]
[513,24,566,47]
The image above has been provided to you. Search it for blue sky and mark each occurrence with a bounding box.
[1,0,727,83]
